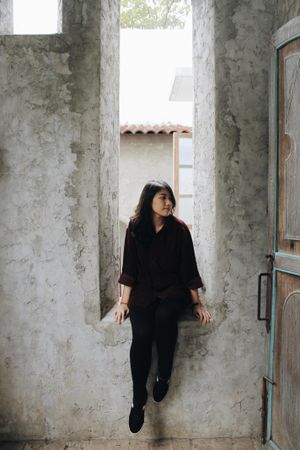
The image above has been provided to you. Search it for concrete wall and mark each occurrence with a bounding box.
[274,0,300,29]
[99,0,120,316]
[193,0,274,438]
[0,0,118,440]
[193,0,217,302]
[57,0,63,34]
[0,0,13,34]
[1,0,297,442]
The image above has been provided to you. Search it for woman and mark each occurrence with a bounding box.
[114,180,211,433]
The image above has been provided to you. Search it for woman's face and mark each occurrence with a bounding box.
[151,189,173,218]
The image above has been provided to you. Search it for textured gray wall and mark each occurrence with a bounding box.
[274,0,300,29]
[99,0,120,317]
[0,33,100,437]
[0,0,287,442]
[193,0,217,301]
[57,0,63,33]
[0,0,13,34]
[193,0,274,438]
[0,0,115,439]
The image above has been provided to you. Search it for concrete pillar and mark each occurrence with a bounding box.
[99,0,120,317]
[192,0,218,302]
[192,0,274,435]
[193,0,274,320]
[58,0,120,319]
[0,0,13,34]
[57,0,63,33]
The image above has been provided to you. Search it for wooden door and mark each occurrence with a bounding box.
[266,18,300,450]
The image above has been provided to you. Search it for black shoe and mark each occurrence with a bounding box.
[129,403,145,433]
[153,375,170,402]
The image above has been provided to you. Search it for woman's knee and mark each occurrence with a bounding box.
[155,301,179,325]
[131,322,154,344]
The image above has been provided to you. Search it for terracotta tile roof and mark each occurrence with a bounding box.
[120,123,192,135]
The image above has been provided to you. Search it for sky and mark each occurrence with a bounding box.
[13,0,58,35]
[120,16,193,125]
[13,1,193,125]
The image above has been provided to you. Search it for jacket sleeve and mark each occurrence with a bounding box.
[118,222,138,287]
[179,224,204,290]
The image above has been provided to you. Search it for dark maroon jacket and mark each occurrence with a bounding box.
[118,215,203,307]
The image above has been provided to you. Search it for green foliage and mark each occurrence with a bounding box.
[121,0,191,29]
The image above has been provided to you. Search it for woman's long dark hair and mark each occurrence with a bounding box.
[130,180,176,246]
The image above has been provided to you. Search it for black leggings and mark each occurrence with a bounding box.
[129,296,187,405]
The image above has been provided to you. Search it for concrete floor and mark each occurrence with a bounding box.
[0,439,264,450]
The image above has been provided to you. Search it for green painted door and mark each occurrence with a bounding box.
[266,18,300,450]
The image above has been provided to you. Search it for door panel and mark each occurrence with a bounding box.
[267,18,300,450]
[272,272,300,450]
[278,39,300,252]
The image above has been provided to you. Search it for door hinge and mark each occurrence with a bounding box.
[262,375,276,444]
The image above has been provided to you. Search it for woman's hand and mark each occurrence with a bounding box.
[114,303,129,324]
[193,304,212,325]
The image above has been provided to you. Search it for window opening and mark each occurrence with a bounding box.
[13,0,60,34]
[119,0,193,259]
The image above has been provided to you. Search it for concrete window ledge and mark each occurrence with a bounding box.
[0,437,264,449]
[100,304,216,336]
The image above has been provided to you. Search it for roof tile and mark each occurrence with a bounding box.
[120,122,192,135]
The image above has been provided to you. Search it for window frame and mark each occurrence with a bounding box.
[173,131,193,230]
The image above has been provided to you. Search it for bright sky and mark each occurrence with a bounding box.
[13,1,192,125]
[120,24,192,125]
[13,0,58,34]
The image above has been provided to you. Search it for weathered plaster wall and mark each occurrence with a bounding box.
[0,0,117,440]
[57,0,63,34]
[193,0,217,302]
[0,34,99,438]
[193,0,274,438]
[274,0,300,29]
[99,0,120,316]
[0,0,279,442]
[0,0,13,34]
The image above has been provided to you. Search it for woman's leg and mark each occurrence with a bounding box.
[129,301,158,405]
[154,297,186,380]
